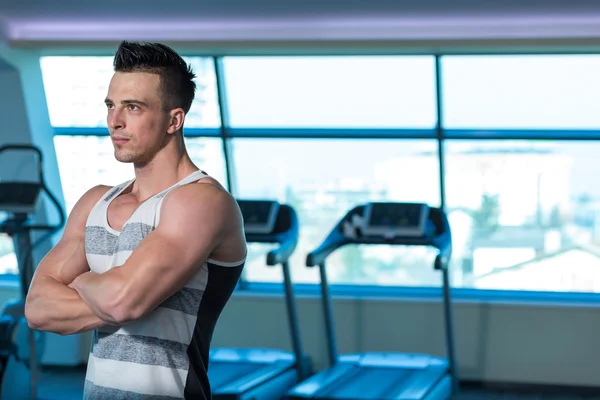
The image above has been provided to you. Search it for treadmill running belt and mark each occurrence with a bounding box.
[319,367,414,399]
[208,362,264,389]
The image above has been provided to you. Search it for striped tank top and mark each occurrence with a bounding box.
[82,170,245,399]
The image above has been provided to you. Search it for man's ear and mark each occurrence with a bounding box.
[167,108,185,134]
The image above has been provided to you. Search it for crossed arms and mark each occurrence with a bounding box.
[25,181,245,335]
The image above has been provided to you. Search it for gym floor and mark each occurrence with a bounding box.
[31,366,598,400]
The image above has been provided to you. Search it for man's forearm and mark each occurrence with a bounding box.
[26,275,109,335]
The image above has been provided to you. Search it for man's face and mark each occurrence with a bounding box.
[105,71,171,164]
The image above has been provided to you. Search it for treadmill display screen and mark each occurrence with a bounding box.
[0,182,41,214]
[362,202,429,238]
[237,200,280,234]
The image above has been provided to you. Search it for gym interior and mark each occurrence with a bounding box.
[1,1,600,399]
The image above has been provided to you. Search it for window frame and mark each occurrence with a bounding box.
[34,52,600,305]
[53,127,224,137]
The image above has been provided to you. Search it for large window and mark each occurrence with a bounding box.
[33,53,600,296]
[54,136,228,213]
[231,138,441,285]
[222,56,437,129]
[40,56,221,129]
[445,140,600,293]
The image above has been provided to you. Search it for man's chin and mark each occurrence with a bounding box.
[114,152,136,164]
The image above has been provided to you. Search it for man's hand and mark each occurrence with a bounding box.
[70,271,123,325]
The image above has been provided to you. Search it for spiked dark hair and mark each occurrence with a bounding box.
[113,41,196,114]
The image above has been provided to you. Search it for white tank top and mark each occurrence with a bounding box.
[82,170,245,399]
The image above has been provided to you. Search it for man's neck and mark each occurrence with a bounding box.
[130,149,197,202]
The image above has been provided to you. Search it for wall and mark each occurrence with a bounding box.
[2,281,597,387]
[211,294,600,387]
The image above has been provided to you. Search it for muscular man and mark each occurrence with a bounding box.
[25,41,247,399]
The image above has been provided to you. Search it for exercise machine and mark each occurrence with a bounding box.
[208,199,312,399]
[0,144,65,400]
[287,202,458,400]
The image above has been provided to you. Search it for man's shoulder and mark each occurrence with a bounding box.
[155,179,242,241]
[161,178,239,220]
[77,185,115,210]
[61,185,116,238]
[72,185,113,213]
[87,184,115,199]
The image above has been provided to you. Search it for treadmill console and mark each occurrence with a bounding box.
[0,182,41,214]
[237,200,280,235]
[361,202,429,238]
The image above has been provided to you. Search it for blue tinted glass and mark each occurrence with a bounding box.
[445,140,600,293]
[231,138,441,285]
[223,56,437,129]
[442,55,600,129]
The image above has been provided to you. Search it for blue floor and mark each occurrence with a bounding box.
[7,365,599,399]
[37,367,85,400]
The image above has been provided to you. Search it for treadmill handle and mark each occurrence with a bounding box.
[434,237,452,270]
[306,230,347,267]
[266,206,299,266]
[266,237,296,266]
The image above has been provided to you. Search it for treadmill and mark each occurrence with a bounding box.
[209,199,312,399]
[286,202,458,400]
[0,144,65,400]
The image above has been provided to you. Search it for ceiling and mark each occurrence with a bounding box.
[3,0,600,47]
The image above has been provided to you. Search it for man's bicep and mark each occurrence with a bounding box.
[135,193,229,276]
[159,185,236,262]
[32,185,111,285]
[146,183,232,251]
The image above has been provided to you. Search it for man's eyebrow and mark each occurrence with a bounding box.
[104,98,149,107]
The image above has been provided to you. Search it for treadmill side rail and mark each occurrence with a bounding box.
[214,360,295,394]
[350,353,447,369]
[286,363,356,399]
[393,365,449,399]
[210,348,295,363]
